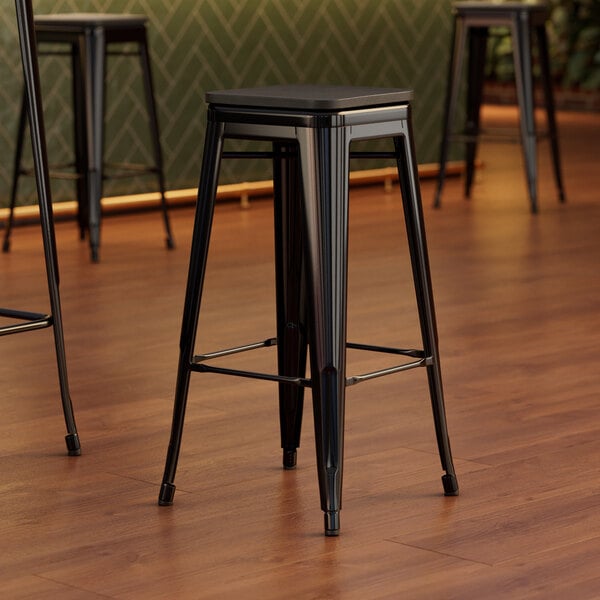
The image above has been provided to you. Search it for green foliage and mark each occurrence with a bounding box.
[486,0,600,90]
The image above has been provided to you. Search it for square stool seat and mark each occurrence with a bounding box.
[205,84,413,109]
[454,0,548,14]
[33,13,148,28]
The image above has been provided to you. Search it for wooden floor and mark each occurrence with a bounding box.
[1,106,599,599]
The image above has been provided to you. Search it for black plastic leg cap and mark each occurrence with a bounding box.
[283,449,297,470]
[324,511,340,536]
[65,433,81,456]
[442,473,459,496]
[159,482,176,506]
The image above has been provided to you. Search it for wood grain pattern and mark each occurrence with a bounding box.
[1,106,599,598]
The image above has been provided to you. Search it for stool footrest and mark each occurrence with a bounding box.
[194,337,277,361]
[192,363,312,387]
[103,162,160,180]
[19,162,80,181]
[221,150,398,160]
[0,307,52,337]
[191,337,430,388]
[222,151,276,160]
[19,161,160,181]
[450,128,552,144]
[346,341,425,357]
[106,50,142,57]
[345,356,430,386]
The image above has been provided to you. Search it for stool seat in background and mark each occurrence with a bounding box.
[4,13,174,262]
[158,84,459,536]
[434,0,566,212]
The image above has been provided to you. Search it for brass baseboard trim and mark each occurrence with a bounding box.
[0,160,467,224]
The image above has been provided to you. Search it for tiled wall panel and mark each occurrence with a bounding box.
[0,0,453,207]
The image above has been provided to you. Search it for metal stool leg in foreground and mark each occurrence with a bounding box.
[395,125,457,495]
[0,0,80,455]
[273,143,307,471]
[158,118,224,504]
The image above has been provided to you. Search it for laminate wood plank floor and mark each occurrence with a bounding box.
[1,106,599,598]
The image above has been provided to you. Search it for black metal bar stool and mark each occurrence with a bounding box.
[0,0,80,456]
[4,12,174,262]
[434,0,566,213]
[158,84,458,536]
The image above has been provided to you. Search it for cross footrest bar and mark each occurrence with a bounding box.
[38,50,142,57]
[450,128,552,145]
[19,162,80,181]
[191,337,430,388]
[0,307,52,337]
[221,151,398,160]
[103,161,161,173]
[19,161,160,181]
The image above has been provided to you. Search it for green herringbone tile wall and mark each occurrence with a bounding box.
[0,0,454,207]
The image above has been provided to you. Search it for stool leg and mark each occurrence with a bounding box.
[159,117,224,506]
[3,90,27,253]
[15,0,80,455]
[536,23,566,204]
[72,37,90,240]
[394,115,458,497]
[465,27,488,198]
[83,26,105,262]
[434,16,467,208]
[139,31,175,249]
[297,126,349,536]
[273,143,307,470]
[511,15,538,213]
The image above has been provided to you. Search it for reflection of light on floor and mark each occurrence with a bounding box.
[444,105,600,213]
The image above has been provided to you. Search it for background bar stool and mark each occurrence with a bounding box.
[434,0,566,213]
[4,13,174,262]
[0,0,80,456]
[158,84,459,536]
